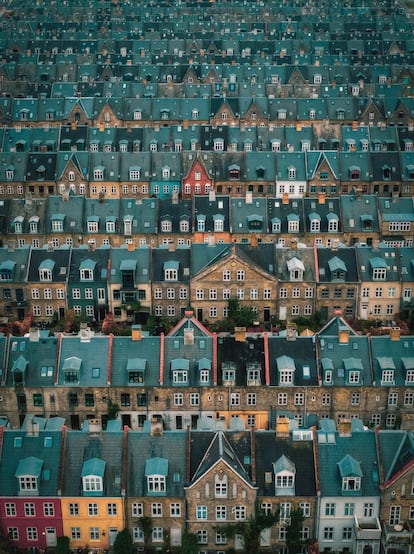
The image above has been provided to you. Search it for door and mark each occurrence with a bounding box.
[109,528,118,546]
[45,528,57,547]
[361,303,369,320]
[70,414,80,430]
[121,413,131,428]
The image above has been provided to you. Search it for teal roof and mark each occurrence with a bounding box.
[276,355,295,371]
[369,256,387,269]
[62,356,82,371]
[81,457,105,477]
[15,456,43,477]
[126,358,146,371]
[328,255,347,273]
[343,357,364,371]
[273,454,295,474]
[171,358,190,370]
[79,258,96,271]
[120,259,137,271]
[39,258,55,271]
[145,457,168,476]
[338,454,363,477]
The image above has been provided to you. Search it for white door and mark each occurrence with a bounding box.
[109,527,118,546]
[46,528,57,547]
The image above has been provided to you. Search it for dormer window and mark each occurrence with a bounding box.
[349,166,360,180]
[145,457,168,495]
[124,216,133,236]
[39,259,55,281]
[161,219,172,232]
[327,214,339,232]
[382,165,391,180]
[171,358,189,384]
[162,166,170,180]
[273,454,296,496]
[343,358,362,385]
[288,166,296,179]
[287,257,304,281]
[62,356,81,383]
[214,138,224,152]
[106,216,116,233]
[79,259,96,281]
[271,218,281,233]
[13,216,23,234]
[93,166,104,180]
[222,362,236,385]
[271,140,281,152]
[277,355,295,385]
[81,458,105,495]
[197,215,206,232]
[215,473,228,497]
[287,214,300,233]
[309,213,321,232]
[129,166,141,180]
[51,214,64,232]
[228,165,240,179]
[378,356,396,385]
[16,457,42,495]
[180,218,189,233]
[6,166,14,180]
[198,358,211,385]
[0,260,15,281]
[133,110,142,120]
[247,214,263,231]
[370,258,387,280]
[338,454,362,495]
[329,256,347,281]
[164,261,178,281]
[87,217,99,233]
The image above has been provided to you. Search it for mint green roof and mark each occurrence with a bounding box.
[343,357,363,371]
[79,258,96,271]
[39,258,55,270]
[11,354,28,372]
[62,356,82,371]
[376,356,396,370]
[321,357,334,371]
[328,256,347,272]
[369,257,387,269]
[81,457,105,477]
[0,260,15,271]
[145,457,168,476]
[171,358,190,370]
[402,357,414,371]
[120,259,137,271]
[338,454,363,477]
[126,358,146,371]
[15,456,43,477]
[273,454,295,474]
[277,355,295,371]
[164,260,179,270]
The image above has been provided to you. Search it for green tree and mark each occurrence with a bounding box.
[285,508,305,554]
[137,516,153,550]
[220,503,279,553]
[113,528,133,554]
[55,536,70,554]
[107,398,120,420]
[180,530,198,554]
[226,297,256,328]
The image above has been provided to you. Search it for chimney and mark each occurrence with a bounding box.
[282,192,289,205]
[339,328,350,344]
[131,325,142,341]
[29,327,40,342]
[275,416,290,437]
[286,322,297,341]
[150,417,163,436]
[127,242,135,252]
[250,234,258,247]
[184,328,194,345]
[338,418,352,436]
[235,327,246,342]
[390,327,401,341]
[291,239,297,250]
[168,242,176,252]
[318,192,326,204]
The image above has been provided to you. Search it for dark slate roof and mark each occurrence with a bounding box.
[317,426,379,497]
[255,431,316,497]
[0,428,62,496]
[27,245,72,283]
[189,430,253,486]
[5,332,59,387]
[217,335,265,386]
[378,430,414,484]
[316,246,359,282]
[127,430,187,496]
[370,333,414,387]
[267,335,319,386]
[110,334,161,388]
[151,246,191,282]
[56,333,110,387]
[62,429,124,497]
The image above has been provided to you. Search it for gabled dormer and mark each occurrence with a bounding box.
[163,260,179,281]
[277,355,295,385]
[12,354,28,386]
[377,356,396,386]
[79,259,96,281]
[62,356,81,383]
[343,357,363,385]
[0,259,15,281]
[198,358,211,385]
[370,257,387,280]
[127,358,146,384]
[15,456,43,496]
[171,358,189,385]
[273,454,296,496]
[287,257,304,280]
[39,258,54,281]
[328,256,347,281]
[338,454,362,495]
[81,457,105,496]
[145,457,168,496]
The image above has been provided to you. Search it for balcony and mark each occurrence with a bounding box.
[354,516,382,541]
[382,521,414,554]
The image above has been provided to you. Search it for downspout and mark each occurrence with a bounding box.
[264,331,270,385]
[159,332,164,386]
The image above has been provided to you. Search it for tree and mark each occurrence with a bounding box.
[107,399,120,420]
[220,503,279,553]
[285,508,305,554]
[113,529,133,554]
[180,530,198,554]
[226,297,256,329]
[137,516,153,550]
[55,536,70,554]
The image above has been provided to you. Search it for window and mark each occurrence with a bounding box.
[107,503,117,516]
[343,477,361,491]
[196,505,207,520]
[174,393,183,406]
[152,503,163,517]
[190,393,199,406]
[27,528,38,541]
[197,530,208,544]
[215,474,228,497]
[344,502,354,516]
[8,528,18,541]
[5,503,16,516]
[69,503,79,516]
[89,528,100,541]
[43,503,54,516]
[294,392,304,405]
[300,502,310,517]
[83,479,102,494]
[276,475,294,488]
[323,527,334,540]
[351,392,360,406]
[364,503,374,517]
[71,528,81,540]
[231,393,240,406]
[247,393,257,406]
[132,503,143,517]
[234,505,246,520]
[325,503,336,516]
[147,475,166,493]
[88,503,98,516]
[278,392,288,405]
[20,478,37,493]
[389,505,401,525]
[236,270,245,281]
[322,393,331,405]
[216,506,227,520]
[25,503,36,517]
[215,531,227,544]
[343,527,353,540]
[388,392,398,406]
[170,503,181,517]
